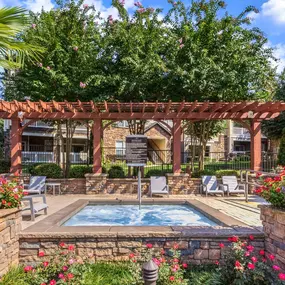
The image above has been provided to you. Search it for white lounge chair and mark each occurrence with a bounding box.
[200,176,225,197]
[22,194,48,221]
[24,176,46,195]
[149,176,169,197]
[222,176,246,196]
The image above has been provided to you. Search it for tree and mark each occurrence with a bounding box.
[0,7,42,69]
[277,131,285,166]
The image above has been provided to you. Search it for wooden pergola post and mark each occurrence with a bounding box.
[93,119,102,174]
[10,118,22,174]
[173,119,181,174]
[250,121,262,171]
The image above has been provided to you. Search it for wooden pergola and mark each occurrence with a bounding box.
[2,100,285,175]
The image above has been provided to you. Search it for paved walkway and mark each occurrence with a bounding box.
[21,194,265,230]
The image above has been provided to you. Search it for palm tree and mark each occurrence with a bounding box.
[0,6,42,69]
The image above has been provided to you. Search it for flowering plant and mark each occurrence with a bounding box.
[0,177,26,209]
[217,235,285,284]
[128,243,188,285]
[255,170,285,209]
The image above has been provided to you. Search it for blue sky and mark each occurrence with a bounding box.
[2,0,285,72]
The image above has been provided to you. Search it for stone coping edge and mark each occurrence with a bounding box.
[0,207,21,218]
[258,204,285,213]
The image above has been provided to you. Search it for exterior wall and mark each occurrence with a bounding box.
[18,233,264,265]
[260,205,285,270]
[46,178,86,194]
[0,208,21,276]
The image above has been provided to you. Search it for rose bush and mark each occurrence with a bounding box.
[0,177,26,209]
[255,170,285,209]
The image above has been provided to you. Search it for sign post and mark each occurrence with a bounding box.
[126,135,147,209]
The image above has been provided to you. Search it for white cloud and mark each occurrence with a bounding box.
[273,43,285,73]
[24,0,54,13]
[261,0,285,25]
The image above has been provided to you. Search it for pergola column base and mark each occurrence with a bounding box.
[85,173,108,194]
[166,173,198,195]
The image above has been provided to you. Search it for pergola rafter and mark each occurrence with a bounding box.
[3,100,285,175]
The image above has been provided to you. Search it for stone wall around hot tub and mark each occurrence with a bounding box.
[18,233,265,265]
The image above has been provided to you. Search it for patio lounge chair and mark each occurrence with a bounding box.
[22,194,48,221]
[149,176,169,197]
[222,176,246,196]
[24,176,46,195]
[200,176,225,197]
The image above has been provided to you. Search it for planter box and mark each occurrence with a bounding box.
[259,205,285,270]
[0,208,21,276]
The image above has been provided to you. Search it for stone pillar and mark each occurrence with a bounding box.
[10,118,22,174]
[250,121,262,171]
[85,173,108,194]
[166,173,191,194]
[172,119,181,174]
[0,208,21,276]
[93,119,102,174]
[260,205,285,270]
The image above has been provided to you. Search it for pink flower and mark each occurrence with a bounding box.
[80,82,86,88]
[73,46,78,51]
[219,243,225,248]
[108,15,113,24]
[259,250,265,256]
[178,38,183,44]
[262,258,267,262]
[169,276,175,281]
[248,263,255,270]
[146,243,153,249]
[49,281,56,285]
[235,261,243,271]
[182,263,188,269]
[83,4,88,8]
[119,0,125,5]
[173,2,177,5]
[40,283,47,285]
[173,243,179,250]
[251,256,258,263]
[161,249,165,255]
[269,254,275,260]
[153,258,161,266]
[46,66,51,70]
[215,261,220,265]
[246,245,254,252]
[31,23,36,29]
[58,273,65,279]
[173,258,179,263]
[273,265,281,271]
[38,251,45,257]
[69,259,75,264]
[244,251,250,257]
[67,273,74,280]
[134,1,143,7]
[137,8,145,13]
[179,44,185,48]
[24,266,33,272]
[43,261,49,267]
[37,62,43,67]
[279,273,285,281]
[129,253,135,258]
[249,235,254,241]
[62,265,68,271]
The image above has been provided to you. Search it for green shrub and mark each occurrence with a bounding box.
[69,165,93,178]
[278,133,285,166]
[145,169,166,178]
[33,163,63,178]
[108,165,125,178]
[0,160,10,173]
[191,169,216,178]
[215,169,240,178]
[102,166,107,173]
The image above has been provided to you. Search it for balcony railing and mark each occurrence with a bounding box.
[232,127,250,136]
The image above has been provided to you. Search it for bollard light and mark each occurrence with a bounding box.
[142,260,159,285]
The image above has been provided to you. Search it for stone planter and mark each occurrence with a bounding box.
[0,208,21,276]
[259,205,285,270]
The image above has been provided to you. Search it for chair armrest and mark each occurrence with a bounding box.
[219,184,228,191]
[238,183,246,190]
[200,183,207,192]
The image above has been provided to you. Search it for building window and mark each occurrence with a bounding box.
[114,121,129,128]
[115,141,126,156]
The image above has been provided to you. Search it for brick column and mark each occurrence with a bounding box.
[10,118,22,175]
[250,121,261,171]
[173,119,181,174]
[93,119,102,174]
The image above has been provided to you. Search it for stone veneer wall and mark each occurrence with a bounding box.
[18,233,264,265]
[46,178,86,194]
[260,205,285,270]
[0,208,21,276]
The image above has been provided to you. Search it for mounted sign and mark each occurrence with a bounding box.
[126,135,147,166]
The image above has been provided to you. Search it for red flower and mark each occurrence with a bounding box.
[182,263,188,269]
[235,260,243,270]
[279,273,285,280]
[43,261,49,267]
[276,187,281,193]
[173,243,179,250]
[67,273,74,280]
[215,261,220,265]
[59,242,65,247]
[169,276,175,281]
[146,243,153,249]
[251,256,257,263]
[24,266,33,272]
[228,236,239,243]
[58,273,64,279]
[68,245,75,251]
[14,194,19,200]
[262,258,267,263]
[23,191,29,196]
[49,280,56,285]
[246,245,254,252]
[1,200,6,204]
[269,254,275,260]
[160,249,165,255]
[129,253,135,258]
[173,258,179,263]
[248,263,255,270]
[273,265,281,271]
[219,243,225,248]
[249,235,254,241]
[259,250,265,256]
[38,251,45,257]
[244,251,250,257]
[256,172,262,178]
[62,266,68,271]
